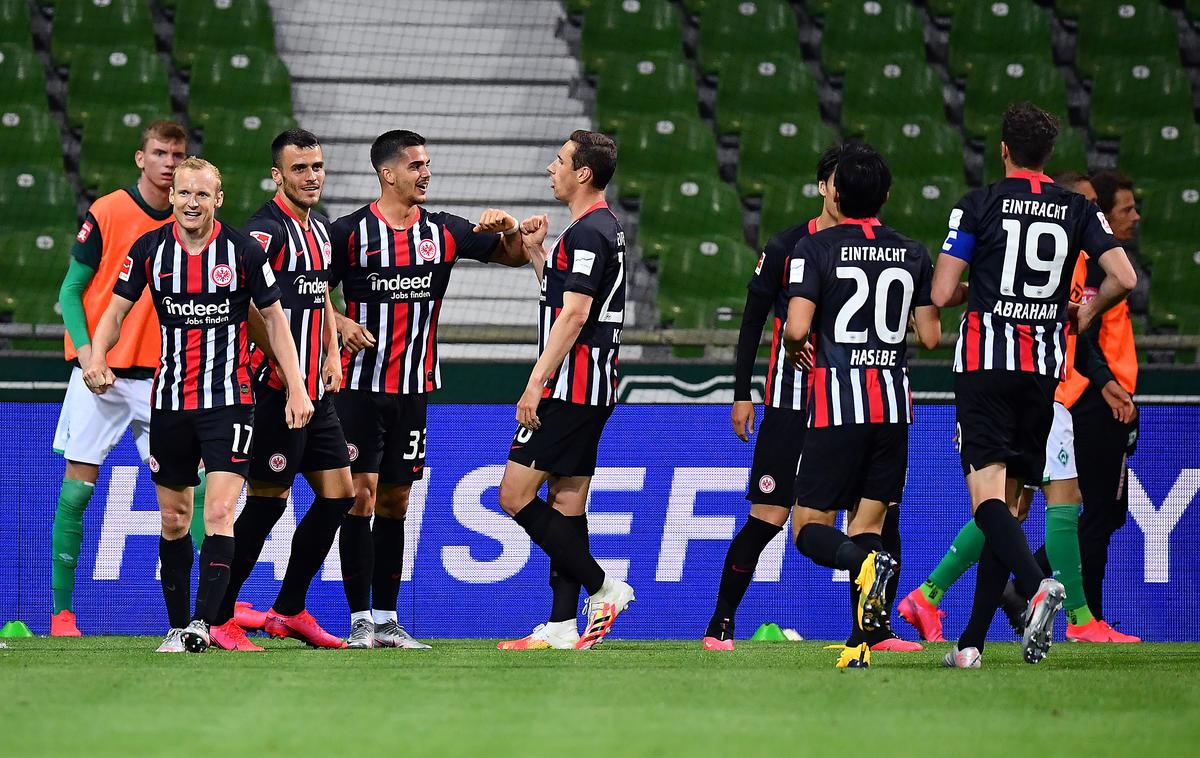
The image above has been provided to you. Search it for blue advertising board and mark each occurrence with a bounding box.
[1,402,1196,641]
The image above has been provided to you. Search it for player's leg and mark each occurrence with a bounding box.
[861,503,921,651]
[899,517,983,642]
[333,389,384,648]
[190,468,207,553]
[147,407,200,652]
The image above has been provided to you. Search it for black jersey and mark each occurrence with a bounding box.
[942,171,1119,377]
[245,196,334,402]
[787,218,933,428]
[329,202,500,394]
[539,200,625,406]
[113,221,281,411]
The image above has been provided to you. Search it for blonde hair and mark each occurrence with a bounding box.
[173,156,222,191]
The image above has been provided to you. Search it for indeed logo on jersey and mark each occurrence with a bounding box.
[367,271,434,300]
[161,296,231,325]
[293,274,328,299]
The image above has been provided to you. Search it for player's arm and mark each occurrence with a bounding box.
[781,237,820,366]
[474,208,527,267]
[326,218,376,353]
[516,291,591,429]
[59,258,97,367]
[913,306,941,350]
[732,286,771,441]
[782,297,815,362]
[321,296,343,393]
[259,301,313,428]
[1075,247,1137,334]
[82,294,136,395]
[932,203,975,307]
[1075,323,1136,422]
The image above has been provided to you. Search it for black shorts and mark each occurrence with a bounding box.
[149,404,255,487]
[955,370,1058,482]
[747,406,807,506]
[334,388,427,485]
[249,387,350,484]
[507,398,615,478]
[794,422,908,511]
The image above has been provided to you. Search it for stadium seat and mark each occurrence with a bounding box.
[0,229,73,324]
[947,0,1052,80]
[1089,59,1194,140]
[821,1,925,77]
[0,44,48,109]
[881,175,968,252]
[201,109,297,175]
[981,126,1088,185]
[696,0,800,75]
[66,48,170,129]
[925,0,968,19]
[656,234,755,328]
[0,0,33,49]
[851,117,963,183]
[0,168,77,231]
[840,55,944,136]
[216,172,278,229]
[638,176,744,261]
[1137,185,1200,268]
[173,0,276,69]
[0,106,63,171]
[188,48,293,130]
[51,0,155,68]
[1075,1,1179,79]
[612,116,719,199]
[594,54,696,135]
[758,179,823,243]
[580,0,683,75]
[962,57,1068,139]
[1149,250,1200,332]
[736,118,837,197]
[1119,124,1200,190]
[78,107,173,193]
[1189,0,1200,22]
[713,55,819,136]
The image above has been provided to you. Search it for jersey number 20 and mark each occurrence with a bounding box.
[834,267,914,345]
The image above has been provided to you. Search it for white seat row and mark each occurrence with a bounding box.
[270,0,565,27]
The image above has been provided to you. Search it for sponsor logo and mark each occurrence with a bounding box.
[211,264,234,287]
[76,220,94,243]
[118,255,133,281]
[269,453,288,473]
[754,251,765,275]
[148,455,160,473]
[418,239,437,261]
[161,297,231,318]
[347,443,359,461]
[231,456,250,463]
[364,248,382,257]
[249,231,273,252]
[294,274,328,296]
[157,271,174,279]
[368,271,433,293]
[758,475,776,494]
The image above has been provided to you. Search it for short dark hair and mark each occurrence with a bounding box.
[1052,171,1090,190]
[1001,101,1059,169]
[140,119,187,150]
[370,130,427,172]
[1090,171,1134,214]
[816,140,872,184]
[271,128,321,168]
[569,130,617,189]
[832,145,891,219]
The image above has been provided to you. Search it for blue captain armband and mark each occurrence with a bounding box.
[940,228,976,262]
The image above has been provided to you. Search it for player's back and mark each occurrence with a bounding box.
[754,217,819,410]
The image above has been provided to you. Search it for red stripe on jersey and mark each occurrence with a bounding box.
[1016,324,1035,371]
[812,367,829,428]
[571,343,589,402]
[423,301,440,391]
[866,369,884,423]
[443,226,457,263]
[236,325,252,404]
[765,316,782,400]
[394,227,412,267]
[386,304,409,394]
[341,300,356,375]
[186,244,203,294]
[556,237,568,271]
[182,329,202,410]
[308,307,322,399]
[1010,170,1052,195]
[807,217,820,235]
[965,312,981,371]
[840,217,881,240]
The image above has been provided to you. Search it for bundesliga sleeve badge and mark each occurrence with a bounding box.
[249,231,273,252]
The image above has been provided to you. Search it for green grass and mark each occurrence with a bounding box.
[2,638,1198,756]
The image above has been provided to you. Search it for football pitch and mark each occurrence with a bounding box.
[2,638,1197,756]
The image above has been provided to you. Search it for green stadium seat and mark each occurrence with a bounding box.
[173,0,275,69]
[581,0,683,75]
[638,176,744,260]
[1149,250,1200,332]
[78,107,174,192]
[657,234,756,328]
[51,0,155,68]
[852,117,963,183]
[0,44,48,109]
[612,116,719,199]
[0,168,77,231]
[216,171,277,229]
[201,109,297,175]
[696,0,799,75]
[947,1,1052,80]
[962,57,1068,139]
[0,106,62,171]
[67,48,170,129]
[565,0,594,13]
[736,118,837,197]
[0,230,73,324]
[1188,0,1200,22]
[925,0,968,19]
[881,175,968,252]
[1089,59,1193,141]
[982,126,1088,185]
[594,53,696,135]
[821,1,924,77]
[1054,0,1087,19]
[1119,124,1200,190]
[840,55,944,136]
[1075,1,1179,79]
[713,54,819,135]
[758,179,823,243]
[1137,185,1200,268]
[0,0,34,49]
[187,48,293,130]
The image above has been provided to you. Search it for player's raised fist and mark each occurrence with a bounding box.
[519,214,549,246]
[473,208,518,234]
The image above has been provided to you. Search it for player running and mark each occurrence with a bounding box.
[930,103,1136,669]
[82,157,313,653]
[496,130,633,651]
[200,129,354,651]
[782,145,941,668]
[50,120,200,636]
[328,130,529,649]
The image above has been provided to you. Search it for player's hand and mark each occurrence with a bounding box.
[473,208,518,235]
[82,360,115,395]
[516,381,542,431]
[1071,301,1096,335]
[284,391,315,429]
[1101,380,1137,424]
[322,351,343,394]
[520,214,550,247]
[787,340,814,371]
[338,317,376,354]
[731,400,755,442]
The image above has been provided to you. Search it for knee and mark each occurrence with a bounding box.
[203,497,237,527]
[375,487,410,519]
[349,481,376,517]
[497,479,527,517]
[160,508,190,539]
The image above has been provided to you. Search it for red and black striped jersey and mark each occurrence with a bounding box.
[539,201,625,406]
[244,196,333,402]
[329,203,500,394]
[942,172,1119,377]
[113,221,281,411]
[786,218,933,428]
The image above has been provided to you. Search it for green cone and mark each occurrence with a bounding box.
[750,622,787,641]
[0,620,33,638]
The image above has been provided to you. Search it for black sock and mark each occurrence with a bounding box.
[1033,544,1051,578]
[194,534,235,625]
[339,514,373,613]
[274,496,353,616]
[796,523,865,572]
[707,516,782,638]
[513,497,604,595]
[974,499,1044,598]
[847,532,884,647]
[881,507,902,614]
[159,533,194,629]
[215,496,287,624]
[959,540,1010,652]
[371,515,405,614]
[549,514,589,623]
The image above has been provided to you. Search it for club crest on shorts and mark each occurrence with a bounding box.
[347,443,359,462]
[148,455,160,473]
[418,238,437,261]
[268,453,287,473]
[211,264,234,287]
[758,474,776,494]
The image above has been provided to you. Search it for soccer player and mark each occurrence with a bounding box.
[930,103,1136,668]
[50,120,197,636]
[495,130,633,651]
[328,130,529,649]
[781,145,941,668]
[82,157,313,653]
[201,129,354,651]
